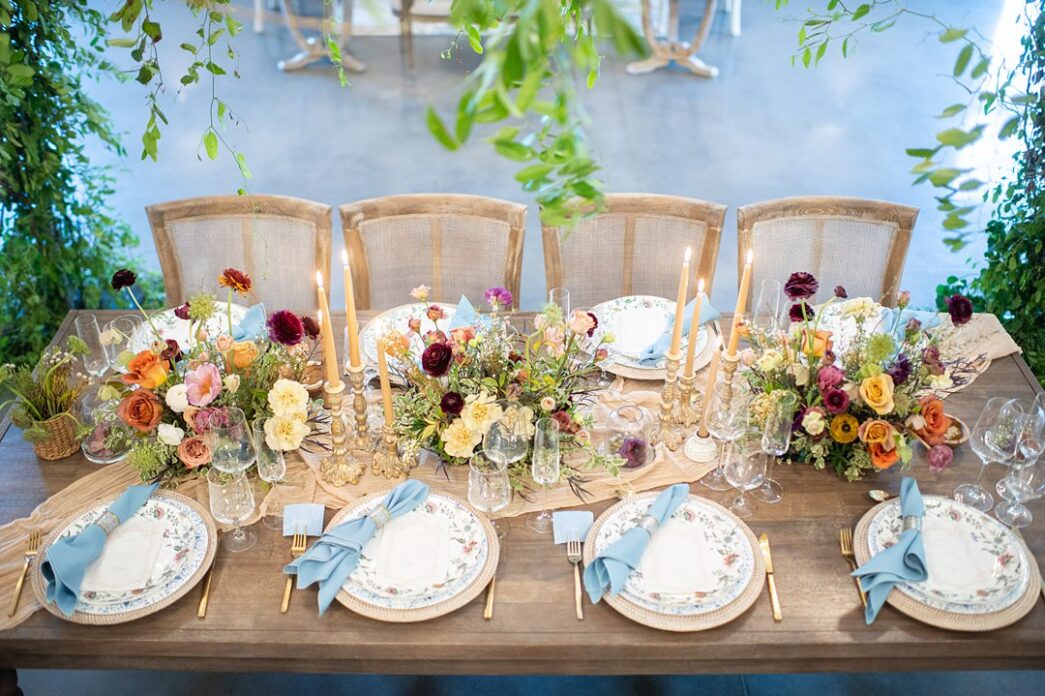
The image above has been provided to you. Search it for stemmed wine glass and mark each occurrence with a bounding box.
[205,406,257,475]
[468,453,511,540]
[528,417,561,534]
[575,306,615,390]
[954,397,1023,512]
[995,396,1044,527]
[701,380,751,491]
[751,279,786,340]
[752,391,798,504]
[722,433,766,518]
[252,417,289,530]
[207,469,257,552]
[103,315,140,367]
[483,407,529,508]
[549,287,571,317]
[75,315,110,383]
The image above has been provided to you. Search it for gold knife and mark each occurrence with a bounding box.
[759,533,782,622]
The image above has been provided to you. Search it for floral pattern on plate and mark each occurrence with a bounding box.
[128,304,250,353]
[360,303,458,370]
[590,296,707,372]
[866,495,1030,615]
[54,496,210,616]
[591,496,755,616]
[340,493,488,611]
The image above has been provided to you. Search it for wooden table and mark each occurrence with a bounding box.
[2,310,1044,688]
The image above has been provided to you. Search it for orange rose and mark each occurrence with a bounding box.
[229,340,258,369]
[176,436,212,469]
[858,419,893,446]
[918,396,951,446]
[183,406,200,431]
[869,441,900,469]
[121,350,169,389]
[117,389,164,432]
[800,329,833,358]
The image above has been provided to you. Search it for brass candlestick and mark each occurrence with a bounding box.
[721,351,741,400]
[345,363,370,451]
[372,425,408,479]
[676,371,702,428]
[320,380,365,487]
[658,350,684,451]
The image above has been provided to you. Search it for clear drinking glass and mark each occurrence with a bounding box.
[701,380,751,491]
[75,315,109,382]
[205,406,257,475]
[468,453,511,540]
[995,398,1044,527]
[103,315,141,366]
[207,469,257,552]
[575,306,615,389]
[549,287,571,318]
[722,435,766,518]
[252,417,288,530]
[528,417,561,534]
[752,391,798,504]
[954,397,1022,512]
[751,279,786,338]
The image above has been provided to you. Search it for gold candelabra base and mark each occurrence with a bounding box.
[372,425,410,479]
[320,380,365,487]
[345,363,371,451]
[676,371,703,428]
[658,350,684,451]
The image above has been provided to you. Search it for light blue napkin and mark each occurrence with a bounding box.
[552,511,594,545]
[284,480,429,614]
[639,294,721,366]
[283,503,325,537]
[448,296,491,330]
[851,477,927,624]
[231,303,266,341]
[40,483,159,616]
[583,484,689,603]
[879,307,941,342]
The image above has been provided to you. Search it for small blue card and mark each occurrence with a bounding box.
[552,511,594,544]
[283,503,325,536]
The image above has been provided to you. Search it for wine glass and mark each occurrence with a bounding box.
[75,315,109,382]
[751,279,786,340]
[722,434,766,518]
[205,406,256,475]
[207,469,257,552]
[252,417,288,530]
[528,417,561,534]
[701,380,751,491]
[954,397,1022,512]
[103,315,140,366]
[752,391,798,504]
[549,287,571,318]
[995,397,1044,527]
[468,453,511,540]
[575,306,615,390]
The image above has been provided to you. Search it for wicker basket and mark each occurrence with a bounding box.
[32,413,81,461]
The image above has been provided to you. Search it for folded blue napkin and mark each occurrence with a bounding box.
[583,484,689,603]
[851,477,927,624]
[640,294,721,366]
[40,483,158,616]
[879,307,941,342]
[231,303,266,341]
[552,511,594,545]
[285,480,429,614]
[448,296,491,330]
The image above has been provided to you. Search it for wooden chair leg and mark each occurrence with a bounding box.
[399,0,415,69]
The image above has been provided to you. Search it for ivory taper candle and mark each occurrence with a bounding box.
[341,249,361,369]
[684,277,705,378]
[669,247,692,356]
[698,335,723,439]
[315,272,341,389]
[727,249,753,356]
[376,338,395,427]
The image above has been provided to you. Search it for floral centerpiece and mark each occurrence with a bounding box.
[743,272,967,481]
[106,268,324,484]
[388,286,621,495]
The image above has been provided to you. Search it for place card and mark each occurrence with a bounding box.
[283,503,325,536]
[552,510,594,544]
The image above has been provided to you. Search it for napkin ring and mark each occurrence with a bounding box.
[636,515,660,534]
[370,505,392,529]
[902,515,922,532]
[96,511,120,536]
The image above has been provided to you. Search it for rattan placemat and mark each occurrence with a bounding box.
[30,491,218,626]
[583,491,765,632]
[854,499,1040,632]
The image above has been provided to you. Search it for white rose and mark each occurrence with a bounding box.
[264,414,311,451]
[158,423,185,447]
[802,411,825,436]
[930,373,954,390]
[790,362,810,387]
[224,374,241,394]
[165,384,189,413]
[268,378,310,418]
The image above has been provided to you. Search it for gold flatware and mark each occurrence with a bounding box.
[7,530,40,617]
[482,575,497,620]
[281,532,307,614]
[839,527,868,609]
[868,490,893,503]
[759,533,782,622]
[197,534,222,620]
[566,539,584,621]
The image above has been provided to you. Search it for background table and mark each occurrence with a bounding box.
[1,310,1044,688]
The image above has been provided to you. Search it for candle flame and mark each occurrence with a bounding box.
[684,247,692,263]
[745,249,753,265]
[697,277,705,292]
[341,249,349,267]
[315,270,324,287]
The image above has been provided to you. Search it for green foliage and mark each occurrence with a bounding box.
[0,339,88,435]
[0,0,160,367]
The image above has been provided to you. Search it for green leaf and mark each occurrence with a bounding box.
[142,20,162,42]
[928,168,961,186]
[939,28,967,43]
[936,126,983,149]
[203,130,218,160]
[815,40,828,65]
[217,101,226,124]
[942,215,969,230]
[492,141,535,162]
[937,103,966,118]
[970,57,989,79]
[801,46,811,68]
[425,107,459,151]
[514,162,556,183]
[235,153,253,179]
[998,116,1019,139]
[106,38,137,48]
[958,179,984,192]
[905,147,938,158]
[466,26,483,54]
[842,37,849,58]
[953,44,973,77]
[850,4,871,21]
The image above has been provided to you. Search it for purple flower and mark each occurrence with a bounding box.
[440,391,464,416]
[904,318,922,337]
[946,293,973,326]
[267,310,305,346]
[174,302,191,320]
[823,388,850,415]
[887,354,912,385]
[789,301,815,323]
[192,406,229,433]
[110,269,137,291]
[301,315,321,340]
[927,444,954,473]
[817,365,844,392]
[784,272,819,300]
[421,342,453,377]
[834,285,848,299]
[922,346,944,375]
[821,349,837,366]
[617,437,649,469]
[792,406,807,433]
[484,286,514,310]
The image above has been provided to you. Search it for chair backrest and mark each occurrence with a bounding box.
[737,196,918,307]
[339,194,527,310]
[147,195,332,312]
[541,194,726,309]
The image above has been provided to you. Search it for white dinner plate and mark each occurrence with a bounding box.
[126,303,250,353]
[359,302,458,371]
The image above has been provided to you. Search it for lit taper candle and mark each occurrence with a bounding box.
[727,249,753,356]
[683,277,705,378]
[669,247,692,357]
[341,249,362,369]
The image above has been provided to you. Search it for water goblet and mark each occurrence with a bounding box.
[75,315,109,383]
[103,315,141,367]
[954,397,1023,512]
[205,406,257,475]
[528,417,561,534]
[751,279,786,339]
[752,391,798,504]
[468,453,511,540]
[575,306,615,390]
[722,434,766,519]
[207,469,258,552]
[995,399,1044,527]
[701,380,750,491]
[549,287,571,318]
[252,417,289,530]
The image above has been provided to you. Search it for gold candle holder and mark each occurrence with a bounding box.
[372,425,408,479]
[658,350,684,451]
[676,371,702,428]
[721,351,741,399]
[345,363,370,451]
[321,380,365,487]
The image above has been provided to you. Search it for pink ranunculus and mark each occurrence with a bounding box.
[927,444,953,473]
[567,310,597,337]
[817,365,844,392]
[185,362,222,407]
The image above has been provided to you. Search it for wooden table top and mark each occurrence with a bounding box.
[1,309,1044,675]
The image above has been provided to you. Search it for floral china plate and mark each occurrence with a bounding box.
[128,304,250,353]
[360,303,458,370]
[865,495,1030,614]
[330,491,498,622]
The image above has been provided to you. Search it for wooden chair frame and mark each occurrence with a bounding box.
[541,193,727,302]
[393,0,450,68]
[339,194,527,310]
[736,196,918,307]
[147,194,333,307]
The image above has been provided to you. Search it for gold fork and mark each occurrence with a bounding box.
[281,532,307,614]
[8,530,41,617]
[566,539,583,620]
[839,528,867,609]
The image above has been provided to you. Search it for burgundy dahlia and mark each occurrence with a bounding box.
[161,339,183,363]
[267,310,305,346]
[110,269,137,291]
[174,302,191,320]
[887,354,912,386]
[421,342,453,377]
[784,272,819,300]
[440,392,464,416]
[946,293,973,326]
[823,388,850,415]
[551,410,579,434]
[834,285,848,299]
[789,301,815,323]
[617,437,649,469]
[301,314,321,340]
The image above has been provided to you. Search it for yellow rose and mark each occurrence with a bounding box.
[441,418,481,459]
[859,373,895,415]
